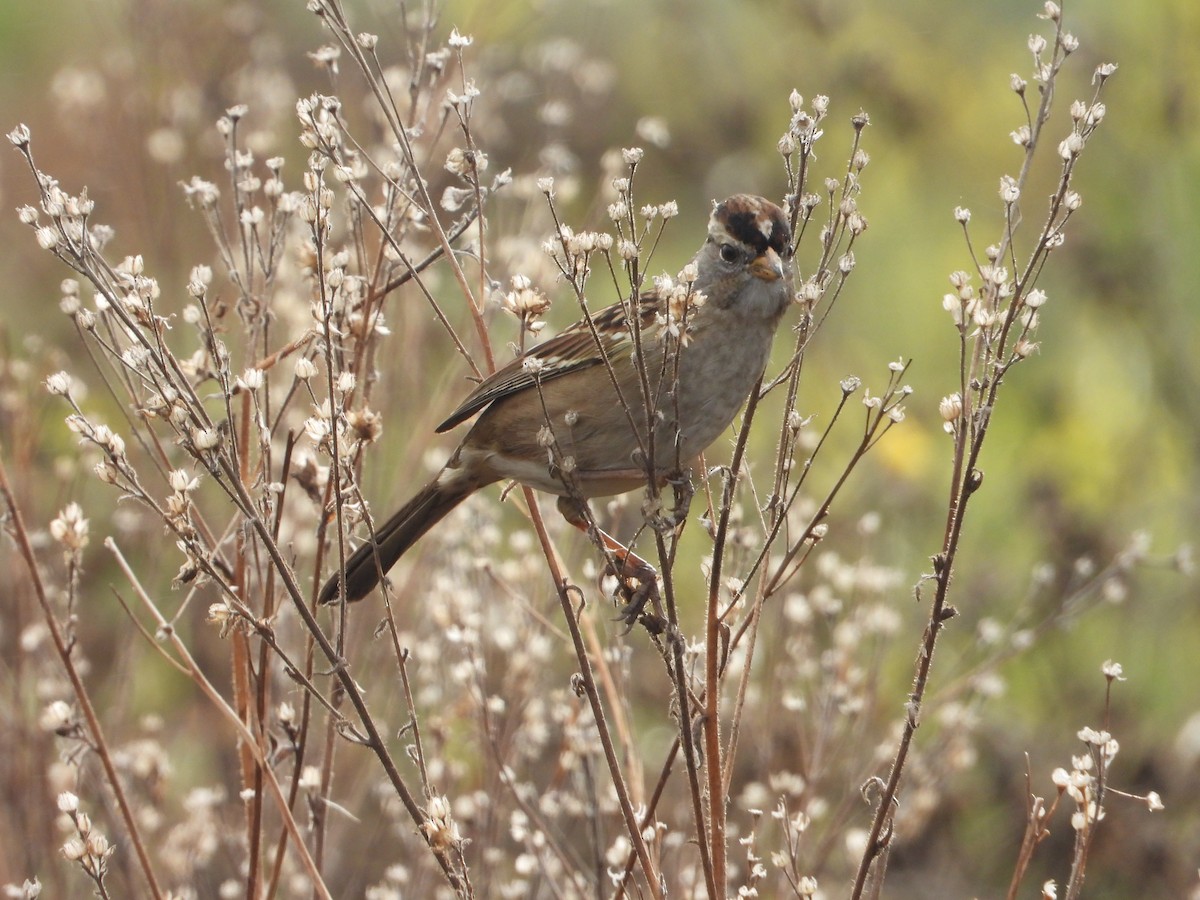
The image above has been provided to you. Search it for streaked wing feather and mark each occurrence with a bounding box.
[435,294,659,433]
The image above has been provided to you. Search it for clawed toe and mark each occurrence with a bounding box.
[607,564,664,634]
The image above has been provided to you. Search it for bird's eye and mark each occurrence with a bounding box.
[719,244,741,264]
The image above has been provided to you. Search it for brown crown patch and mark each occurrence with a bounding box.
[712,194,792,258]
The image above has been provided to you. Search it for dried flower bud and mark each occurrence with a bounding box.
[93,460,119,484]
[939,393,963,423]
[503,275,551,318]
[1058,132,1084,159]
[49,503,89,551]
[1025,288,1048,308]
[7,124,31,147]
[40,700,74,732]
[422,795,462,852]
[60,838,87,862]
[169,469,199,493]
[57,792,80,813]
[192,426,220,451]
[45,371,72,396]
[35,227,59,250]
[347,407,382,442]
[240,368,265,391]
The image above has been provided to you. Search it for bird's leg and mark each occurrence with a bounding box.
[556,495,664,632]
[649,469,694,533]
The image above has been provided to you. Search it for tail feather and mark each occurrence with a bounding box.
[318,477,474,604]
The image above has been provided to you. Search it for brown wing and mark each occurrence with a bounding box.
[435,294,660,433]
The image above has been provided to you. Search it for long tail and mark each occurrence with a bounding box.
[318,475,477,604]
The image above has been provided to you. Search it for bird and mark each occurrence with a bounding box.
[318,194,794,606]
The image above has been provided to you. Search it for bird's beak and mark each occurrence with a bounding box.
[749,246,785,282]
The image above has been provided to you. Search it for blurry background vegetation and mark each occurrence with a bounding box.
[0,0,1196,895]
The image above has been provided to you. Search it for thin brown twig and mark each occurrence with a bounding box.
[0,452,166,900]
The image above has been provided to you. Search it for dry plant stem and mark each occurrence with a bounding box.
[509,493,642,804]
[266,630,324,891]
[1006,801,1046,900]
[720,584,765,801]
[312,699,339,881]
[616,164,879,894]
[258,441,290,900]
[315,0,495,374]
[522,486,663,900]
[328,169,482,380]
[313,195,348,882]
[615,401,764,894]
[748,377,901,612]
[262,441,305,900]
[549,182,713,888]
[1066,806,1095,896]
[1006,759,1061,900]
[852,26,1106,896]
[475,680,592,895]
[578,606,643,802]
[651,492,717,900]
[396,648,435,800]
[612,738,682,900]
[720,440,846,793]
[370,207,481,299]
[850,405,982,898]
[720,390,864,790]
[233,390,266,900]
[104,540,332,900]
[1065,683,1114,900]
[701,377,768,892]
[218,464,467,893]
[664,603,718,900]
[72,320,174,479]
[0,453,166,900]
